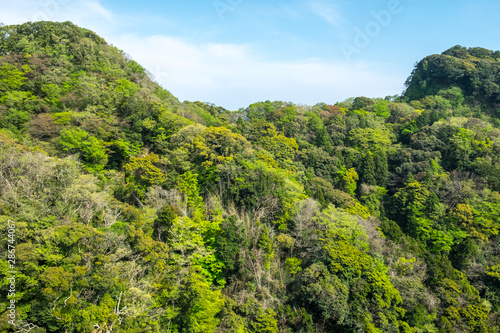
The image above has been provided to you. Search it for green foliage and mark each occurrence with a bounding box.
[339,167,358,196]
[192,126,251,167]
[301,262,349,324]
[0,90,37,134]
[352,96,375,111]
[123,153,166,199]
[373,100,391,119]
[285,257,302,275]
[173,269,225,332]
[178,171,205,224]
[0,62,27,92]
[405,46,500,113]
[250,308,279,333]
[388,174,468,252]
[258,225,274,270]
[2,21,500,332]
[255,123,298,170]
[215,216,249,275]
[324,237,405,330]
[152,204,177,243]
[58,128,108,171]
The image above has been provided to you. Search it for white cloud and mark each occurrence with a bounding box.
[111,34,405,110]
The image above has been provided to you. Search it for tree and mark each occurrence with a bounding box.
[251,308,279,333]
[0,62,27,92]
[373,100,391,119]
[301,262,349,324]
[173,269,225,332]
[359,153,377,186]
[389,174,465,252]
[338,167,358,197]
[58,128,108,171]
[214,216,249,276]
[191,126,251,167]
[152,204,178,243]
[123,153,166,202]
[352,96,374,111]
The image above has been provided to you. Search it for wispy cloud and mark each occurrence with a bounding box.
[83,0,114,21]
[308,0,345,27]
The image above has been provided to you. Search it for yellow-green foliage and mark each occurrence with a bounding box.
[124,153,166,198]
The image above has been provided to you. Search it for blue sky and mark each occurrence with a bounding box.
[1,0,500,110]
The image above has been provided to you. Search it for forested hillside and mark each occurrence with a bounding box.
[1,21,500,332]
[405,45,500,113]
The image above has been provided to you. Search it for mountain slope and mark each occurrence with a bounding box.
[404,45,500,112]
[0,21,500,333]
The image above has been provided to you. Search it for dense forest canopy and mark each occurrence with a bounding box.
[1,21,500,332]
[404,45,500,114]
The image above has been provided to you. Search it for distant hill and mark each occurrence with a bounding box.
[404,45,500,112]
[0,21,231,159]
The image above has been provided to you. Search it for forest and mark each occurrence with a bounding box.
[1,21,500,332]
